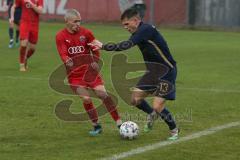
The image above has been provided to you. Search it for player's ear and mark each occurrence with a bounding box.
[133,17,138,23]
[134,15,140,21]
[64,17,68,23]
[134,17,137,22]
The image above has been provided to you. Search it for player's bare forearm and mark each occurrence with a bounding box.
[31,5,43,14]
[10,4,16,22]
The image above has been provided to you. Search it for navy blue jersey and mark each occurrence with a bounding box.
[130,22,176,69]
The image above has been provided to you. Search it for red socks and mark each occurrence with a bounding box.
[19,46,27,64]
[19,47,35,64]
[103,96,121,121]
[83,102,98,124]
[83,97,121,126]
[27,48,35,59]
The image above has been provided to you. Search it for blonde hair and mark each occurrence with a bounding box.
[64,9,81,21]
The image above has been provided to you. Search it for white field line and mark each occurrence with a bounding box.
[99,121,240,160]
[1,75,240,93]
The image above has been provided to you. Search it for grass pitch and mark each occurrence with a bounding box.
[0,20,240,160]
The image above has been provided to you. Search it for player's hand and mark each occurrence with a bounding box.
[90,62,100,71]
[9,18,14,25]
[88,40,103,51]
[66,58,74,67]
[24,0,33,7]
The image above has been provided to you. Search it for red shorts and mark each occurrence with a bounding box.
[69,75,104,92]
[20,22,39,44]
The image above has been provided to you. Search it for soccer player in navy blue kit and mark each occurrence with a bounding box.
[89,8,179,140]
[7,0,21,48]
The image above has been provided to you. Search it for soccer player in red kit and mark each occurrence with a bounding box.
[55,9,122,136]
[10,0,43,71]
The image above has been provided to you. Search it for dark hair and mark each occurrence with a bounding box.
[121,8,140,21]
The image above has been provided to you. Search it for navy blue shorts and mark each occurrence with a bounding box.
[8,6,21,25]
[136,65,177,100]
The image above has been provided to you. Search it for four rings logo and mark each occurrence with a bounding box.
[68,46,85,55]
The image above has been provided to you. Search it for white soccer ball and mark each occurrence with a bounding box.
[119,121,139,140]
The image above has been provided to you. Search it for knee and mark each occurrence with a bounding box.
[81,96,92,104]
[153,99,165,112]
[96,91,108,100]
[20,41,28,47]
[131,97,142,106]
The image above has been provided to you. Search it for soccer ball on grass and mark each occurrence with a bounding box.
[119,121,139,140]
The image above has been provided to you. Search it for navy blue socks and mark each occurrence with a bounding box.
[159,107,177,130]
[136,100,153,114]
[9,28,14,40]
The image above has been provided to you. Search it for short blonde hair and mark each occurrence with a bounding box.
[64,9,81,21]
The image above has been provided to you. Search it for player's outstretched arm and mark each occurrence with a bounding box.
[89,39,134,52]
[103,40,134,51]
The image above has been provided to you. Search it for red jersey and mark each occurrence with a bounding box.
[15,0,43,24]
[55,27,100,80]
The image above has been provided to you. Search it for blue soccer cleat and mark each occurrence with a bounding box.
[8,39,14,48]
[89,124,102,136]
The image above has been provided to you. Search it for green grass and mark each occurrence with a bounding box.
[0,20,240,160]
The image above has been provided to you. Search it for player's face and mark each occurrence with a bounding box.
[122,17,139,33]
[66,16,82,33]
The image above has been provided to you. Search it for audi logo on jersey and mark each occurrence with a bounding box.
[68,46,85,55]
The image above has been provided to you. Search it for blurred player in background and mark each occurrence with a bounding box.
[7,0,21,48]
[89,9,179,140]
[118,0,146,19]
[10,0,43,71]
[55,9,122,136]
